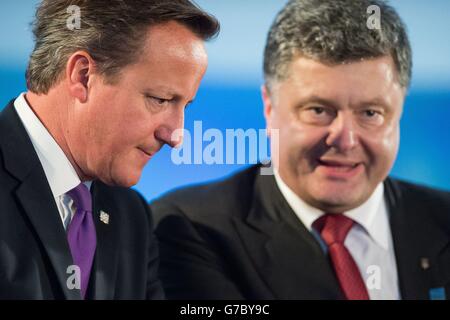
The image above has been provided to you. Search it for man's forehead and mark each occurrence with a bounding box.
[144,21,205,50]
[136,24,208,70]
[270,55,405,107]
[281,55,400,89]
[289,55,398,78]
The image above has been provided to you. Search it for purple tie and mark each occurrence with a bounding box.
[67,183,97,299]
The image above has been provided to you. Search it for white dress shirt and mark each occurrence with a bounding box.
[14,93,91,229]
[274,170,401,300]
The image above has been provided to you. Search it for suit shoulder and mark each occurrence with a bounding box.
[151,165,260,222]
[390,178,450,206]
[388,177,450,228]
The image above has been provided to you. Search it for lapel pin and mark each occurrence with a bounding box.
[100,210,110,225]
[420,257,430,270]
[429,287,446,300]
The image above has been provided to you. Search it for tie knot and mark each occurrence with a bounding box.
[313,213,354,246]
[67,183,92,212]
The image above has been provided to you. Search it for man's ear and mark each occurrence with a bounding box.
[261,84,273,138]
[65,51,95,103]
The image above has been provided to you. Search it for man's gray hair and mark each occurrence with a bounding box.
[26,0,219,94]
[263,0,412,89]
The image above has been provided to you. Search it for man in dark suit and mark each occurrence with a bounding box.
[152,0,450,300]
[0,0,219,299]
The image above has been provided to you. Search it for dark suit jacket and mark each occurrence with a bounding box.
[152,164,450,299]
[0,100,164,299]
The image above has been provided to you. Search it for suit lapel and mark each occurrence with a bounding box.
[89,181,120,300]
[1,103,81,299]
[386,178,450,300]
[233,172,343,299]
[15,171,81,299]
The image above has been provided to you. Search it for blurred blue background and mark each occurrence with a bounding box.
[1,0,449,200]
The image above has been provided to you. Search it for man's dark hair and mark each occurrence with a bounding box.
[264,0,412,89]
[26,0,220,94]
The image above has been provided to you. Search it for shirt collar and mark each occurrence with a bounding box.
[14,93,87,197]
[274,169,390,250]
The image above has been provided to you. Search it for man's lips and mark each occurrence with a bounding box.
[318,158,360,168]
[316,158,363,177]
[138,147,154,158]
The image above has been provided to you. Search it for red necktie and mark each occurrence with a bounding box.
[313,214,369,300]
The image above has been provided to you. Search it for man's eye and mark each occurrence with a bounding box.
[152,97,169,105]
[299,106,334,125]
[364,109,378,117]
[311,107,325,114]
[360,109,385,126]
[145,94,170,105]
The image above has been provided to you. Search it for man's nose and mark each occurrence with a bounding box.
[155,107,185,148]
[325,112,358,152]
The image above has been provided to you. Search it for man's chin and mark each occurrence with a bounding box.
[101,170,142,188]
[308,184,368,212]
[312,196,361,213]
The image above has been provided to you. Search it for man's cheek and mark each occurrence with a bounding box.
[380,132,399,162]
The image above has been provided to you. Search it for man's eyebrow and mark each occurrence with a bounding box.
[295,95,340,109]
[144,87,180,98]
[296,95,392,109]
[143,85,172,93]
[358,97,391,108]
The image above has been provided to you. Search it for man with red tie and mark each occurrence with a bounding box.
[0,0,219,299]
[153,0,450,300]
